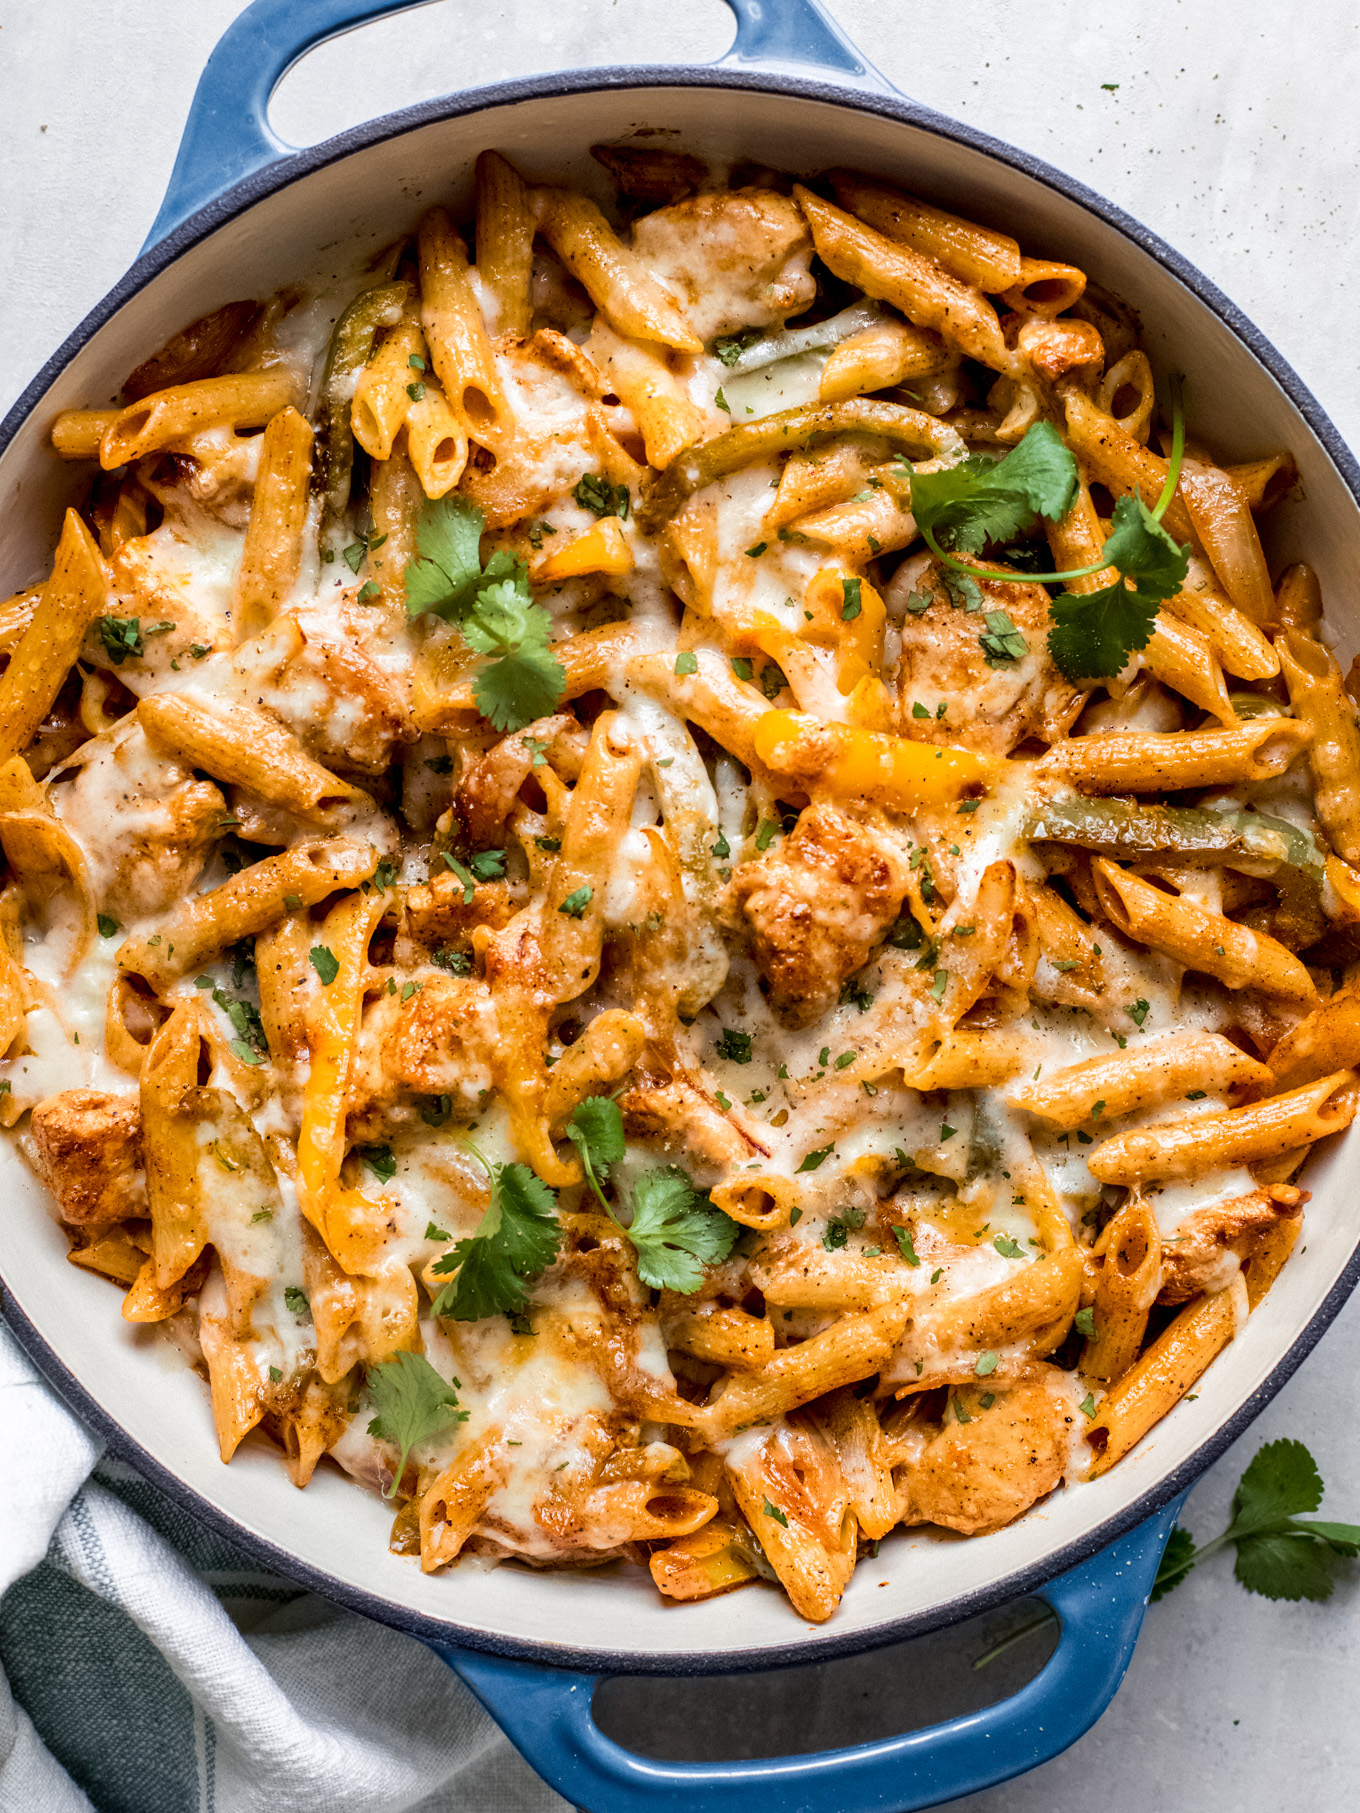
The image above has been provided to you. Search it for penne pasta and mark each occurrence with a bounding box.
[0,511,107,765]
[14,137,1357,1625]
[1045,718,1312,793]
[1091,858,1318,1002]
[474,151,535,337]
[99,371,299,468]
[1088,1071,1358,1185]
[1085,1275,1247,1474]
[116,839,378,988]
[532,186,702,354]
[795,185,1013,373]
[230,406,314,640]
[1080,1198,1162,1388]
[417,206,513,452]
[827,169,1022,291]
[1279,626,1360,866]
[1011,1033,1272,1129]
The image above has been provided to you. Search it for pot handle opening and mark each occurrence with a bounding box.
[142,0,892,252]
[431,1497,1185,1813]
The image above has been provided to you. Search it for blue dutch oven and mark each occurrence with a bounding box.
[3,3,1360,1808]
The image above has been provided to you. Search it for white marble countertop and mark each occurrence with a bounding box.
[2,3,1358,1807]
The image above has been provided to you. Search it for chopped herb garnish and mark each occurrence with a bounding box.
[797,1144,833,1173]
[894,1226,921,1267]
[366,1351,467,1496]
[572,472,630,520]
[309,946,340,986]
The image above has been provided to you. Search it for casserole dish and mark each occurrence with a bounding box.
[3,1,1359,1806]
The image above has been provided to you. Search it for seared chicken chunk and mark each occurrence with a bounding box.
[1158,1186,1303,1303]
[631,189,816,341]
[887,557,1083,755]
[904,1368,1074,1535]
[733,803,910,1027]
[349,974,497,1121]
[30,1089,145,1228]
[53,728,224,918]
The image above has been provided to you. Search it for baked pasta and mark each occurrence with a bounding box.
[10,144,1355,1623]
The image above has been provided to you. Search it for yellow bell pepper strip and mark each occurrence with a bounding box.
[754,709,993,810]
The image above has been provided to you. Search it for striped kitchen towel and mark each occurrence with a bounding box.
[0,1324,569,1813]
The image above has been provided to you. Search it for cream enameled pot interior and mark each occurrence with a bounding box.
[2,81,1358,1667]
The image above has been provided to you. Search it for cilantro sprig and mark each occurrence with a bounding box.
[1152,1439,1360,1603]
[428,1143,562,1321]
[973,1438,1360,1671]
[566,1095,739,1292]
[908,396,1190,682]
[365,1351,467,1497]
[405,494,565,732]
[909,421,1079,558]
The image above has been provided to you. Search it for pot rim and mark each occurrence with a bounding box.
[4,59,1360,1677]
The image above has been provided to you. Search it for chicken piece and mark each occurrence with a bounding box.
[1158,1186,1303,1303]
[591,143,708,205]
[53,726,225,918]
[123,299,262,400]
[30,1089,145,1228]
[886,556,1083,755]
[732,803,910,1027]
[348,974,497,1120]
[394,871,522,970]
[618,1054,768,1172]
[265,615,412,773]
[630,189,816,342]
[904,1368,1074,1536]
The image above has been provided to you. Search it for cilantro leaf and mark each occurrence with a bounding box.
[909,420,1078,555]
[797,1144,833,1173]
[978,610,1027,667]
[360,1144,397,1184]
[893,1226,920,1266]
[566,1096,626,1185]
[430,1158,561,1321]
[468,848,507,881]
[566,1101,735,1293]
[405,497,566,729]
[465,580,566,732]
[404,495,487,620]
[95,615,145,665]
[1229,1437,1323,1531]
[1147,1440,1360,1606]
[309,945,339,986]
[1233,1533,1338,1603]
[625,1167,739,1293]
[212,986,268,1059]
[1046,492,1186,681]
[572,472,630,520]
[712,327,763,367]
[365,1351,467,1497]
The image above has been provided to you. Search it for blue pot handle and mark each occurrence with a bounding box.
[431,1496,1185,1813]
[143,0,891,251]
